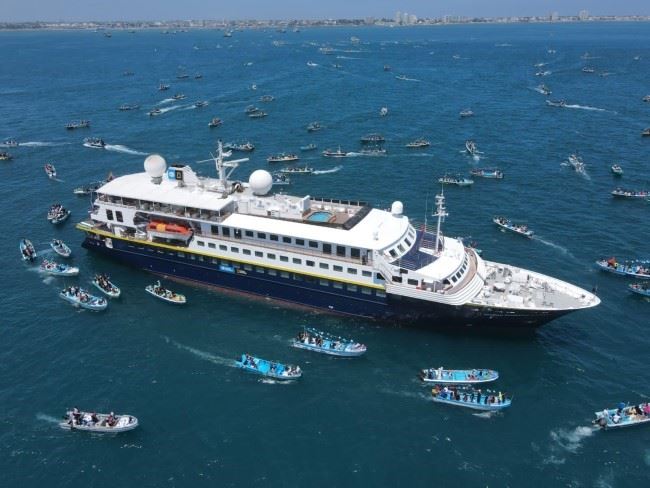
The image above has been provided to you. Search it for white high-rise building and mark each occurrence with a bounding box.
[550,11,559,21]
[408,14,418,25]
[401,12,409,25]
[395,11,401,24]
[578,9,589,20]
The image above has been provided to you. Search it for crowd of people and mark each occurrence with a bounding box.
[433,385,508,406]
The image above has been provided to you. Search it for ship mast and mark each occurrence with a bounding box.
[210,141,248,194]
[433,191,447,253]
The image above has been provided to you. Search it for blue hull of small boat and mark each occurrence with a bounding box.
[291,340,365,357]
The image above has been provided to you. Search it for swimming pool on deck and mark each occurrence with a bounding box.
[307,211,333,222]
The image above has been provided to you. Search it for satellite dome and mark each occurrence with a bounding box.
[249,169,273,195]
[391,201,404,216]
[144,154,167,179]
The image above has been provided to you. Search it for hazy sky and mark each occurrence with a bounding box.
[2,1,649,22]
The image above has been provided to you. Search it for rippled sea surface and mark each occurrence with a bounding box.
[1,22,649,487]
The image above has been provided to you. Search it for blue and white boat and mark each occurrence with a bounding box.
[50,239,72,258]
[300,143,317,152]
[92,274,121,298]
[593,403,650,430]
[60,409,138,433]
[40,259,79,277]
[470,168,503,179]
[420,367,498,384]
[145,281,186,304]
[59,287,108,311]
[431,386,512,411]
[291,327,367,357]
[235,354,302,380]
[596,258,650,279]
[493,216,534,238]
[629,282,650,297]
[20,238,36,262]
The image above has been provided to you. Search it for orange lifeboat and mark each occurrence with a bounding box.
[147,221,193,242]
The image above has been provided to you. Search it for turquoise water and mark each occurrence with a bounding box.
[307,211,333,222]
[1,23,650,487]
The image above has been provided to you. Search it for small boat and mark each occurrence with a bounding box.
[235,353,302,381]
[171,93,186,100]
[360,148,386,156]
[465,139,479,156]
[307,61,318,67]
[224,142,255,152]
[44,163,57,179]
[322,147,348,158]
[60,409,138,433]
[272,173,291,185]
[92,274,121,298]
[379,107,388,116]
[50,239,72,257]
[300,143,317,152]
[291,328,366,357]
[431,385,512,411]
[420,367,498,384]
[145,280,186,304]
[642,128,650,137]
[536,84,551,95]
[629,282,650,297]
[20,238,36,262]
[158,83,170,91]
[119,104,140,111]
[0,151,13,161]
[331,63,343,69]
[59,287,108,311]
[3,139,18,147]
[383,65,391,71]
[194,74,203,79]
[593,403,650,430]
[267,153,299,163]
[279,166,313,174]
[596,258,650,279]
[259,95,274,102]
[546,99,566,108]
[306,121,322,132]
[611,188,649,199]
[194,101,208,108]
[176,74,189,80]
[208,117,222,128]
[122,71,134,76]
[148,108,162,117]
[244,105,259,114]
[582,67,595,73]
[47,204,71,224]
[40,259,79,277]
[535,70,551,76]
[248,110,267,118]
[459,109,474,118]
[567,154,586,173]
[73,180,104,195]
[470,168,503,179]
[493,216,534,238]
[360,133,385,144]
[83,137,106,149]
[395,74,409,81]
[405,139,430,148]
[611,164,623,176]
[643,95,650,103]
[438,175,474,187]
[65,120,90,130]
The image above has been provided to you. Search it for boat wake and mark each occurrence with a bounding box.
[472,411,499,419]
[549,425,596,454]
[158,105,181,114]
[105,144,148,156]
[161,336,236,369]
[19,141,69,147]
[533,237,578,260]
[36,413,61,425]
[396,76,421,82]
[312,165,343,175]
[259,378,297,385]
[563,104,608,112]
[335,55,360,60]
[156,98,175,105]
[378,387,430,401]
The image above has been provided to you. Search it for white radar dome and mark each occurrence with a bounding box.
[391,201,404,216]
[249,169,273,195]
[144,154,167,178]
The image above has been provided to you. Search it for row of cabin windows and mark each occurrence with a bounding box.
[194,240,377,279]
[209,225,362,260]
[106,209,124,223]
[387,226,418,259]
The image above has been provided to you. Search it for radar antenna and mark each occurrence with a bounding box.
[433,189,448,253]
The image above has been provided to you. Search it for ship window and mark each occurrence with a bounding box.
[222,227,230,237]
[319,279,329,286]
[332,282,343,289]
[362,287,372,295]
[211,225,219,235]
[190,254,196,260]
[405,238,412,247]
[322,243,332,254]
[362,270,372,277]
[177,252,185,258]
[234,229,242,239]
[245,230,254,237]
[392,276,402,283]
[336,245,346,257]
[168,252,175,256]
[198,256,204,262]
[219,245,227,251]
[397,244,405,253]
[211,258,219,264]
[244,264,252,271]
[333,265,343,272]
[293,274,303,281]
[255,251,263,257]
[231,247,239,253]
[208,243,215,249]
[222,260,230,266]
[306,260,315,267]
[267,269,277,276]
[408,279,418,286]
[319,263,329,269]
[243,249,251,255]
[280,255,289,262]
[257,232,266,239]
[115,211,123,223]
[376,273,384,281]
[106,209,114,220]
[350,248,360,259]
[295,239,305,246]
[389,249,397,258]
[305,276,316,284]
[281,271,290,278]
[255,267,264,273]
[267,253,276,260]
[292,258,302,264]
[376,290,386,298]
[347,268,357,275]
[309,241,318,249]
[197,241,205,246]
[282,236,291,244]
[270,234,278,241]
[347,284,358,292]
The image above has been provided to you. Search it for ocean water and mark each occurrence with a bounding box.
[1,22,649,487]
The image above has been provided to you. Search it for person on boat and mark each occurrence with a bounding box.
[91,413,99,424]
[107,412,116,427]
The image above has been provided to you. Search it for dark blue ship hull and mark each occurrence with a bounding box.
[82,234,564,328]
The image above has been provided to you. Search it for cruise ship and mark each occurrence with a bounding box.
[76,145,600,328]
